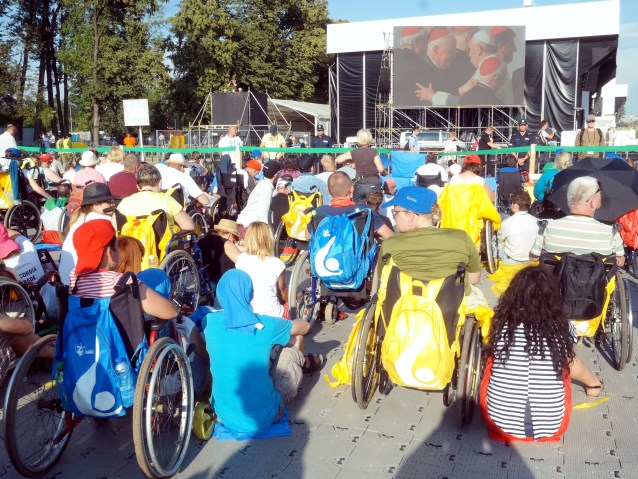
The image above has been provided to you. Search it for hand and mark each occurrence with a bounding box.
[415,83,435,102]
[518,158,525,166]
[458,77,477,96]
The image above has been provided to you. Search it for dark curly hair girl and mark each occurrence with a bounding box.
[488,266,575,377]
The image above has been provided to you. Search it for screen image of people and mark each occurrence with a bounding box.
[393,25,526,107]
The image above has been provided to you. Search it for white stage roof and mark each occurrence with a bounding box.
[327,0,620,54]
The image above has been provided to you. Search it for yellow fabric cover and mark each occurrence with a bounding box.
[488,262,538,298]
[0,172,14,209]
[324,309,364,387]
[571,275,615,337]
[438,183,501,247]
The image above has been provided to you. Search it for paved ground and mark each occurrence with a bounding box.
[0,271,637,479]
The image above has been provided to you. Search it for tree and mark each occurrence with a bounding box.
[169,0,331,123]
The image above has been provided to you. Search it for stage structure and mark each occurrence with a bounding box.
[326,0,621,146]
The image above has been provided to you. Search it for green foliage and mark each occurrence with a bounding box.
[169,0,331,122]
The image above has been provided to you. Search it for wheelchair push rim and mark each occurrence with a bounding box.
[160,250,201,311]
[133,337,194,479]
[455,316,482,429]
[4,335,73,477]
[605,273,631,371]
[352,301,381,409]
[288,250,320,324]
[274,221,301,267]
[5,201,42,243]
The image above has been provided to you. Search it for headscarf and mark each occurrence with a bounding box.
[217,269,262,335]
[137,268,172,299]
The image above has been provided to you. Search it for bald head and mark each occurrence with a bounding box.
[328,171,353,198]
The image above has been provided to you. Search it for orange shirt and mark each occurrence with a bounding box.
[123,136,136,147]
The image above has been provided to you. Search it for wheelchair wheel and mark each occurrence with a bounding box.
[483,220,499,274]
[5,201,42,243]
[160,250,200,310]
[189,211,208,239]
[273,221,300,267]
[58,207,70,242]
[133,337,194,479]
[0,277,36,323]
[352,301,381,409]
[288,250,320,324]
[455,316,482,429]
[606,273,631,371]
[4,335,72,477]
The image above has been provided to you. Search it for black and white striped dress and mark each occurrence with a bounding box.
[486,324,574,440]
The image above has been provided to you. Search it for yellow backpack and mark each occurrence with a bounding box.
[380,274,460,391]
[324,308,363,387]
[281,190,322,240]
[117,210,172,269]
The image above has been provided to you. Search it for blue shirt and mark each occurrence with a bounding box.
[533,169,561,201]
[292,173,331,204]
[204,313,292,434]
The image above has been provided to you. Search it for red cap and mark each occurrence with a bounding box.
[39,153,53,163]
[455,26,477,33]
[464,154,482,165]
[246,159,262,172]
[479,56,502,76]
[490,26,514,38]
[401,26,422,38]
[429,27,451,42]
[73,220,116,275]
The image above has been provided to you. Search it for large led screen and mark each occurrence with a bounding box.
[393,26,526,107]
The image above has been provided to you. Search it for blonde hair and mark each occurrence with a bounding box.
[115,236,145,274]
[356,128,373,146]
[555,151,572,170]
[320,154,335,172]
[244,222,274,260]
[107,146,125,164]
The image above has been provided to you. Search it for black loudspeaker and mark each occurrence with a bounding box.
[378,67,391,95]
[212,92,269,126]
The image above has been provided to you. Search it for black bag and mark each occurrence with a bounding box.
[555,253,607,320]
[403,140,410,151]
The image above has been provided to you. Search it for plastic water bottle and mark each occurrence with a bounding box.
[148,255,158,267]
[114,358,134,406]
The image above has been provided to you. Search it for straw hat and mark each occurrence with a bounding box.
[214,219,239,237]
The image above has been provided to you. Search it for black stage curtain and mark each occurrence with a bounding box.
[523,41,544,129]
[364,51,382,132]
[337,53,364,141]
[545,40,578,133]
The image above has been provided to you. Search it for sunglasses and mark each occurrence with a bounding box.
[587,120,595,123]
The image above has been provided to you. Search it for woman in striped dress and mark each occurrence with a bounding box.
[480,266,603,442]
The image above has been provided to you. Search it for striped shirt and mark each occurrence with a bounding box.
[70,269,126,298]
[486,323,576,440]
[530,215,624,258]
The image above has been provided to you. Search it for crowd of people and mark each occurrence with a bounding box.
[0,121,630,450]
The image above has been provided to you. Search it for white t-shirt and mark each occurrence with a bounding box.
[236,253,285,317]
[315,171,334,183]
[62,169,76,183]
[236,179,273,227]
[415,163,448,183]
[449,174,485,186]
[0,131,17,154]
[156,163,205,201]
[218,135,243,168]
[498,212,540,262]
[97,162,124,182]
[59,212,112,285]
[4,236,57,317]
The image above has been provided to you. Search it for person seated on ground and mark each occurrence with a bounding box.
[529,176,625,267]
[414,153,448,184]
[316,154,336,183]
[291,154,330,205]
[480,266,603,442]
[270,177,292,230]
[96,146,124,182]
[497,191,538,264]
[198,219,238,293]
[117,163,195,234]
[236,161,282,239]
[225,222,288,318]
[310,171,394,241]
[108,152,141,198]
[533,150,572,201]
[203,269,322,435]
[157,153,211,206]
[450,154,495,201]
[495,154,525,185]
[115,236,145,274]
[59,182,120,285]
[379,186,483,303]
[73,150,106,187]
[365,190,393,230]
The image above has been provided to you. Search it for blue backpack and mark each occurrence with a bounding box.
[310,209,376,290]
[54,275,148,417]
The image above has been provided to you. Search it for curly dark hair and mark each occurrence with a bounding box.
[488,266,574,377]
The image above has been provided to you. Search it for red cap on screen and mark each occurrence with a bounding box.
[479,56,502,76]
[455,26,476,33]
[490,26,514,37]
[429,27,450,42]
[401,26,422,37]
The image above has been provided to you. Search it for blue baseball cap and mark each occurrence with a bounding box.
[382,186,437,215]
[251,149,262,158]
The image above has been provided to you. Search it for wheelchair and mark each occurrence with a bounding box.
[2,272,194,478]
[540,251,633,371]
[438,183,501,275]
[495,169,524,213]
[0,166,42,242]
[416,173,444,188]
[288,209,379,325]
[350,256,483,429]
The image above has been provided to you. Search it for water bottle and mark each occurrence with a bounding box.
[148,254,158,267]
[114,357,134,407]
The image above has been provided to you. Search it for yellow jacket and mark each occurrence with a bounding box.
[438,183,501,247]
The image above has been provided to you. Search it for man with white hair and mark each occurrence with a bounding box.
[529,176,625,266]
[218,125,243,168]
[157,153,211,206]
[0,124,18,153]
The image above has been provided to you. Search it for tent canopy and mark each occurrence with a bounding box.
[268,98,330,133]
